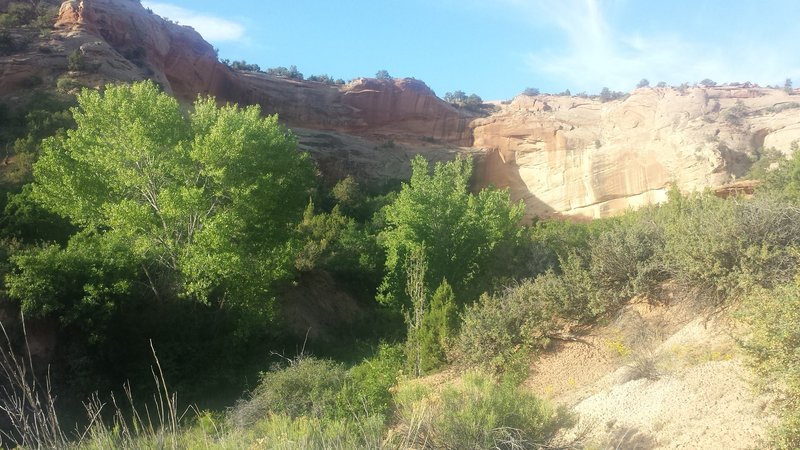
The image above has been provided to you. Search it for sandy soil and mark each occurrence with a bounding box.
[525,299,777,449]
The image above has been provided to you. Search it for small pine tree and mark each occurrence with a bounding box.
[67,50,86,72]
[418,279,458,373]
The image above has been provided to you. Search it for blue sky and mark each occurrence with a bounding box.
[142,0,800,100]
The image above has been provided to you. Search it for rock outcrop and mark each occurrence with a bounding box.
[3,0,800,219]
[232,75,475,145]
[473,88,800,218]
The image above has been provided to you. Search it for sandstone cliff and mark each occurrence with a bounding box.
[2,0,800,219]
[474,87,800,218]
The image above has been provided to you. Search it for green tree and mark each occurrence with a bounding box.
[9,81,314,318]
[465,93,483,106]
[443,90,467,105]
[67,50,87,72]
[636,78,650,88]
[700,78,717,87]
[375,69,392,80]
[599,87,612,102]
[377,155,524,308]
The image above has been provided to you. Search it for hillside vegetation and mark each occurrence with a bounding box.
[1,81,800,449]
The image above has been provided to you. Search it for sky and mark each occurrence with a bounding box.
[142,0,800,101]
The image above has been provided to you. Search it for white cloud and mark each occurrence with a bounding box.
[514,0,799,91]
[142,2,245,43]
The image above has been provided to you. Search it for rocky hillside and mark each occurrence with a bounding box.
[2,0,800,218]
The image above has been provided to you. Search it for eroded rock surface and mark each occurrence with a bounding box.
[473,88,800,219]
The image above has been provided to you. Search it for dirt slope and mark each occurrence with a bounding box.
[525,300,776,449]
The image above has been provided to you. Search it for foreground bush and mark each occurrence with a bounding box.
[588,213,667,305]
[739,282,800,449]
[393,372,572,450]
[661,193,800,305]
[453,281,560,375]
[229,357,348,427]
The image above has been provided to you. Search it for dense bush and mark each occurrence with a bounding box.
[453,281,559,375]
[229,357,348,427]
[739,282,800,449]
[525,217,612,275]
[443,90,484,110]
[659,192,742,303]
[393,372,572,450]
[1,2,36,26]
[336,343,403,418]
[67,50,88,72]
[660,192,800,304]
[588,213,667,305]
[230,346,403,429]
[267,65,304,80]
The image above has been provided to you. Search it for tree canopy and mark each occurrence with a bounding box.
[8,81,314,320]
[377,155,524,308]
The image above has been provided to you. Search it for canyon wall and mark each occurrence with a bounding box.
[474,88,800,218]
[3,0,800,219]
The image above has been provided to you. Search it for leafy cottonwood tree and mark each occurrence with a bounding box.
[8,81,314,319]
[377,155,524,309]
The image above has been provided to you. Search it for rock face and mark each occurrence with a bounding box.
[53,0,235,100]
[473,88,800,219]
[232,75,475,145]
[3,0,800,219]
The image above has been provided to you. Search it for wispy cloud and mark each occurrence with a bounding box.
[142,2,245,43]
[513,0,799,91]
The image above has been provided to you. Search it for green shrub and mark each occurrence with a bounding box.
[56,76,81,93]
[588,213,667,304]
[377,155,524,309]
[228,357,347,427]
[723,100,748,126]
[746,147,785,181]
[294,202,383,298]
[660,192,800,304]
[0,30,18,54]
[453,281,559,375]
[526,217,613,276]
[660,192,744,304]
[2,2,36,26]
[67,49,87,71]
[393,372,572,450]
[733,197,800,286]
[739,282,800,449]
[417,279,458,373]
[336,343,403,418]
